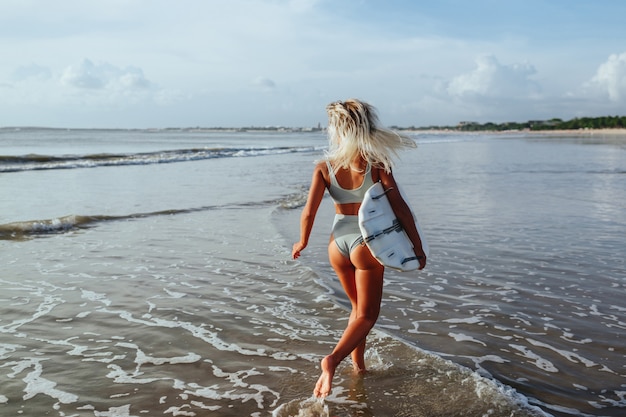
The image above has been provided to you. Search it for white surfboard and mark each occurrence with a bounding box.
[358,182,429,272]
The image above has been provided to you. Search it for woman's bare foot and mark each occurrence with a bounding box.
[353,365,367,375]
[313,355,336,398]
[351,353,366,374]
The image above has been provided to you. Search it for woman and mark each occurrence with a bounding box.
[292,99,427,398]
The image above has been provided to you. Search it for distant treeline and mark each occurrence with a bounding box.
[396,115,626,132]
[4,115,625,133]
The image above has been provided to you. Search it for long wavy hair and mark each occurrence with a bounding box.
[324,99,416,173]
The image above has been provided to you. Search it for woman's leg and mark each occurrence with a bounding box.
[345,243,384,367]
[328,242,364,370]
[314,242,384,398]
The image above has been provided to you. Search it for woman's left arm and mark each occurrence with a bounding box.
[292,164,327,260]
[378,169,427,270]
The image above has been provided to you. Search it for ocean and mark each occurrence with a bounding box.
[0,128,624,417]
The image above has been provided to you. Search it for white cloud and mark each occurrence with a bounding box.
[60,59,154,91]
[585,52,626,102]
[447,55,540,99]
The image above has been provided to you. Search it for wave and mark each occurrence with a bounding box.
[0,208,217,240]
[0,145,321,173]
[0,212,178,240]
[0,190,309,240]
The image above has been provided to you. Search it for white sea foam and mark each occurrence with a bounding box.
[81,289,112,306]
[9,358,78,404]
[510,344,559,373]
[527,338,602,369]
[92,404,134,417]
[272,397,329,417]
[449,332,488,346]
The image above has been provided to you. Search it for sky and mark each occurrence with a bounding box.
[1,0,626,129]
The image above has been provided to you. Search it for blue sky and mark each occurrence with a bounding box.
[1,0,625,128]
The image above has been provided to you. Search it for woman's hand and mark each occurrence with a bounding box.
[416,251,427,270]
[292,242,306,259]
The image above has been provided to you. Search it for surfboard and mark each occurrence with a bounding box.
[358,182,429,272]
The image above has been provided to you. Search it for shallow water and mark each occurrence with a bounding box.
[1,128,624,416]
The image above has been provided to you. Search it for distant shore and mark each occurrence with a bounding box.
[3,125,626,138]
[524,128,626,136]
[409,128,626,137]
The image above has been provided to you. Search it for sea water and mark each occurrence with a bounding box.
[0,128,624,416]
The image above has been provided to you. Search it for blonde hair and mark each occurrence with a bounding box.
[324,99,416,173]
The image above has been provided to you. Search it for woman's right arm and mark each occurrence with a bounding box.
[292,164,327,259]
[378,169,427,270]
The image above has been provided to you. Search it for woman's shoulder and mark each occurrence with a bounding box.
[369,163,389,182]
[313,160,332,187]
[314,160,329,172]
[375,166,398,189]
[318,158,339,172]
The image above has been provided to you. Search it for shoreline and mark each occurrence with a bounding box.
[522,128,626,136]
[409,128,626,137]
